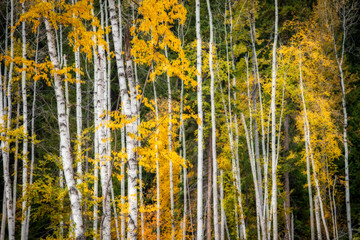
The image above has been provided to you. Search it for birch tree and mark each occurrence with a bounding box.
[44,18,85,240]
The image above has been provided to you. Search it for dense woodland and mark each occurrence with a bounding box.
[0,0,360,239]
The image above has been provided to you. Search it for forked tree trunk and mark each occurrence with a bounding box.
[108,2,138,238]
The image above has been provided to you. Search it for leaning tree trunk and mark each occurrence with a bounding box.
[44,19,85,240]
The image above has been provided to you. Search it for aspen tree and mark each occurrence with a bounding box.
[1,0,15,237]
[72,0,83,186]
[152,78,161,240]
[180,78,187,240]
[299,48,330,240]
[21,1,29,238]
[13,92,20,221]
[195,0,204,238]
[25,29,40,238]
[321,1,357,237]
[164,46,175,240]
[91,5,99,238]
[270,0,279,238]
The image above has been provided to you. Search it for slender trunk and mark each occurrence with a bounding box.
[225,4,246,237]
[220,84,247,240]
[21,2,29,239]
[332,178,339,240]
[75,43,82,186]
[241,113,265,240]
[206,134,213,240]
[152,79,161,240]
[44,19,85,240]
[220,171,225,240]
[206,1,219,238]
[0,190,6,240]
[195,0,204,239]
[120,110,126,240]
[111,184,121,240]
[1,0,15,237]
[164,46,175,240]
[97,2,111,239]
[180,78,187,240]
[270,0,279,238]
[13,94,20,218]
[91,6,99,238]
[25,30,40,237]
[329,11,351,237]
[284,115,291,240]
[314,195,322,240]
[249,2,268,234]
[59,170,65,238]
[299,48,329,240]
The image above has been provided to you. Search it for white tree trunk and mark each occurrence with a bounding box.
[195,0,204,238]
[314,195,322,240]
[270,0,279,238]
[75,47,82,185]
[24,30,40,237]
[44,19,85,240]
[152,79,161,240]
[97,3,111,239]
[21,2,29,238]
[108,2,138,238]
[179,73,187,240]
[1,0,15,237]
[206,1,219,238]
[299,48,330,240]
[164,46,175,240]
[91,7,99,238]
[111,184,121,240]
